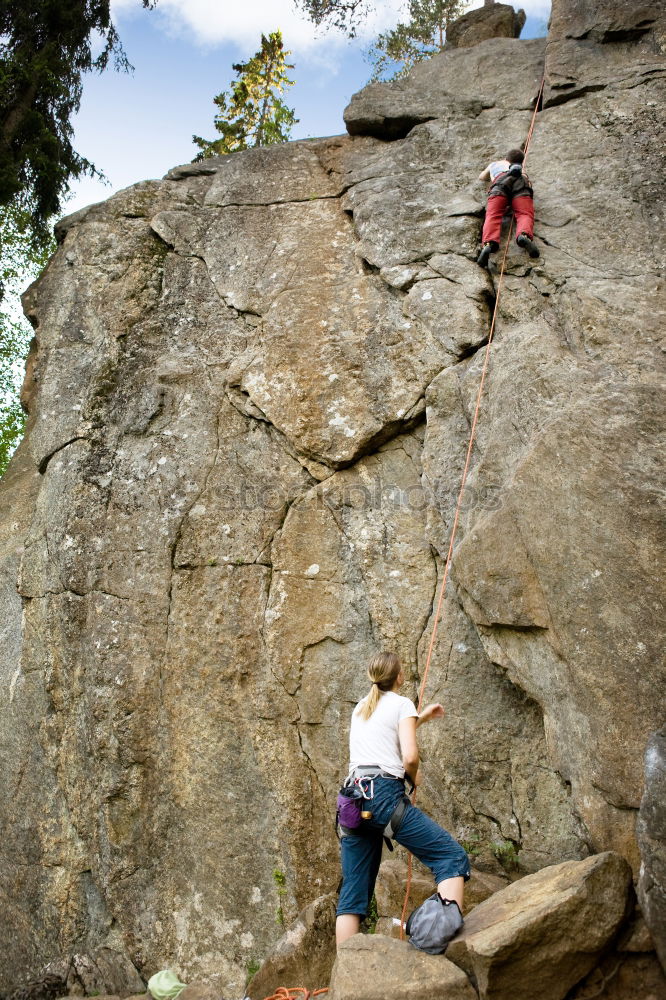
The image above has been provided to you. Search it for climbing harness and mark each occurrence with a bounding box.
[488,166,533,200]
[337,767,411,848]
[399,72,546,938]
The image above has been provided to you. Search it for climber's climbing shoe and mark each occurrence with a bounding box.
[517,233,540,258]
[476,243,494,269]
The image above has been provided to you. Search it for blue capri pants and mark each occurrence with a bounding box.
[337,776,471,917]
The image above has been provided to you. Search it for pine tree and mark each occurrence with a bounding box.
[0,198,55,475]
[0,0,157,232]
[368,0,467,80]
[193,32,298,159]
[0,1,156,473]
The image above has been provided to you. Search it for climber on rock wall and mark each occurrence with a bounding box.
[476,147,540,268]
[335,652,470,948]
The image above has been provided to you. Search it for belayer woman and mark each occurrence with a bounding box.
[335,651,470,946]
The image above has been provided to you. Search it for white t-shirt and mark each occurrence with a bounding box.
[349,691,418,778]
[487,159,511,180]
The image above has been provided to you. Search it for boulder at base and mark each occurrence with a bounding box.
[446,852,632,1000]
[329,935,477,1000]
[44,951,145,998]
[247,893,337,1000]
[178,986,234,1000]
[60,996,145,1000]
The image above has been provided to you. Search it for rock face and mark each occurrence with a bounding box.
[637,727,666,970]
[0,0,665,993]
[544,0,666,107]
[446,3,526,49]
[446,852,633,1000]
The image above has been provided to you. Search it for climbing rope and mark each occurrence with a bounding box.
[258,77,546,995]
[259,988,329,1000]
[399,74,546,938]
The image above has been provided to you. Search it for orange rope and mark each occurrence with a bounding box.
[259,989,329,1000]
[399,74,546,938]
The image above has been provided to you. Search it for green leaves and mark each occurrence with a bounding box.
[368,0,467,80]
[0,2,156,474]
[0,198,55,477]
[295,0,374,37]
[0,0,158,230]
[192,31,298,159]
[298,0,468,79]
[0,398,26,475]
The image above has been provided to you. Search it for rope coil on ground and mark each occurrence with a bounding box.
[399,74,546,938]
[259,987,329,999]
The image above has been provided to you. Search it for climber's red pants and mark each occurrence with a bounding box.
[482,194,534,245]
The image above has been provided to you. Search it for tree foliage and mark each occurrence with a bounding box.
[368,0,467,80]
[0,0,157,472]
[193,32,298,159]
[0,199,54,476]
[297,0,469,77]
[0,0,157,233]
[294,0,374,37]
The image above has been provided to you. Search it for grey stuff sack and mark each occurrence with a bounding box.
[406,893,463,954]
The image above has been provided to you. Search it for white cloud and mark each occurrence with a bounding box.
[112,1,551,56]
[112,0,403,52]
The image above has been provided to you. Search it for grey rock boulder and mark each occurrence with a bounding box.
[329,935,477,1000]
[446,853,633,1000]
[549,0,665,43]
[447,4,527,49]
[344,37,546,140]
[42,951,144,998]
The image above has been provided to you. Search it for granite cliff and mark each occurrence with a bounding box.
[1,0,664,994]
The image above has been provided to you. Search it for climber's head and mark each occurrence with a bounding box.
[367,651,402,692]
[506,149,525,164]
[355,651,403,720]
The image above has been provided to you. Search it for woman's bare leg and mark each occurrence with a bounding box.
[336,913,361,946]
[437,875,464,910]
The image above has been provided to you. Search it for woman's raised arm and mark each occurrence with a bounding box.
[417,703,445,727]
[398,716,420,785]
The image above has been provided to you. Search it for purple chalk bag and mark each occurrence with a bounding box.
[336,785,364,829]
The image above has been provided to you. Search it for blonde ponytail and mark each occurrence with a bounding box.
[356,652,401,721]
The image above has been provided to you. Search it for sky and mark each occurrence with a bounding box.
[66,0,552,216]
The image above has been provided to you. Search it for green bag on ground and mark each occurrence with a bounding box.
[147,970,188,1000]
